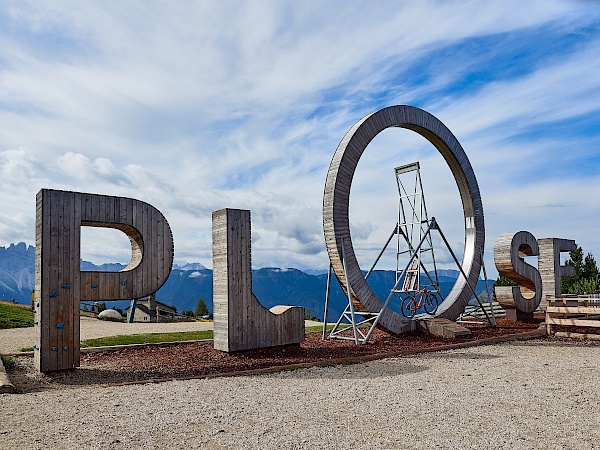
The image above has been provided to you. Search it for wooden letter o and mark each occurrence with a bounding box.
[323,105,485,334]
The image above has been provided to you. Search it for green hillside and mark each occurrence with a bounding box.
[0,302,34,329]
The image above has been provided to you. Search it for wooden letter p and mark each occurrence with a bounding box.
[35,189,174,372]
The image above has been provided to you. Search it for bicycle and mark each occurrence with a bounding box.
[400,287,439,318]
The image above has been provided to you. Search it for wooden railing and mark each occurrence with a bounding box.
[545,295,600,335]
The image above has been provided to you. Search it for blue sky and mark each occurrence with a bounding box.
[0,0,599,277]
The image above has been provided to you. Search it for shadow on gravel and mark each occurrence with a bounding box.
[9,358,430,392]
[274,359,428,380]
[7,361,164,393]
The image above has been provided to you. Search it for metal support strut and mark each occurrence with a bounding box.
[324,237,381,344]
[323,217,495,344]
[323,219,437,344]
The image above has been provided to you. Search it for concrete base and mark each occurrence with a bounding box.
[417,317,471,338]
[504,309,533,322]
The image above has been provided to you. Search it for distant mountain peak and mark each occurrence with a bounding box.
[2,241,34,254]
[80,260,127,272]
[173,262,208,271]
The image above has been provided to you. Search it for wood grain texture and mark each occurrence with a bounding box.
[494,286,517,310]
[537,238,576,309]
[545,296,600,333]
[493,231,542,313]
[35,189,174,372]
[323,105,484,333]
[546,318,600,327]
[212,208,304,352]
[546,306,600,315]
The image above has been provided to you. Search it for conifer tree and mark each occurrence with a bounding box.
[561,246,600,295]
[195,298,209,316]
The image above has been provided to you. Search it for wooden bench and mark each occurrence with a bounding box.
[545,296,600,335]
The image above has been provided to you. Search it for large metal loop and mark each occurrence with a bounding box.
[323,105,484,333]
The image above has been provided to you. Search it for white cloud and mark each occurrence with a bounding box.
[0,147,41,179]
[0,0,598,276]
[55,152,104,180]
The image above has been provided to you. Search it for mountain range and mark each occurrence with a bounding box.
[0,242,492,321]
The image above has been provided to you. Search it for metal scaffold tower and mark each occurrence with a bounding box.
[323,161,495,345]
[392,162,441,305]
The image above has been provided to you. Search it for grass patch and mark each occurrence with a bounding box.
[15,324,337,352]
[305,324,334,333]
[342,359,360,365]
[81,325,334,348]
[0,303,34,329]
[305,324,372,334]
[1,355,15,370]
[80,330,214,348]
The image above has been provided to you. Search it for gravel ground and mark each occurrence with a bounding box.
[1,338,599,449]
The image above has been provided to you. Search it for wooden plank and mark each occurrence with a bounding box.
[57,190,67,370]
[546,318,600,328]
[72,192,81,367]
[105,195,115,224]
[153,206,161,290]
[48,190,60,370]
[33,191,42,369]
[142,202,149,297]
[42,189,53,371]
[133,198,144,297]
[98,194,106,226]
[35,190,48,371]
[546,306,600,314]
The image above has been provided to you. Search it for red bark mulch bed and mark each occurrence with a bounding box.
[12,317,545,389]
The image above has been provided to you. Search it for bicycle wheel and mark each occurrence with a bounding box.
[401,296,418,318]
[424,292,439,315]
